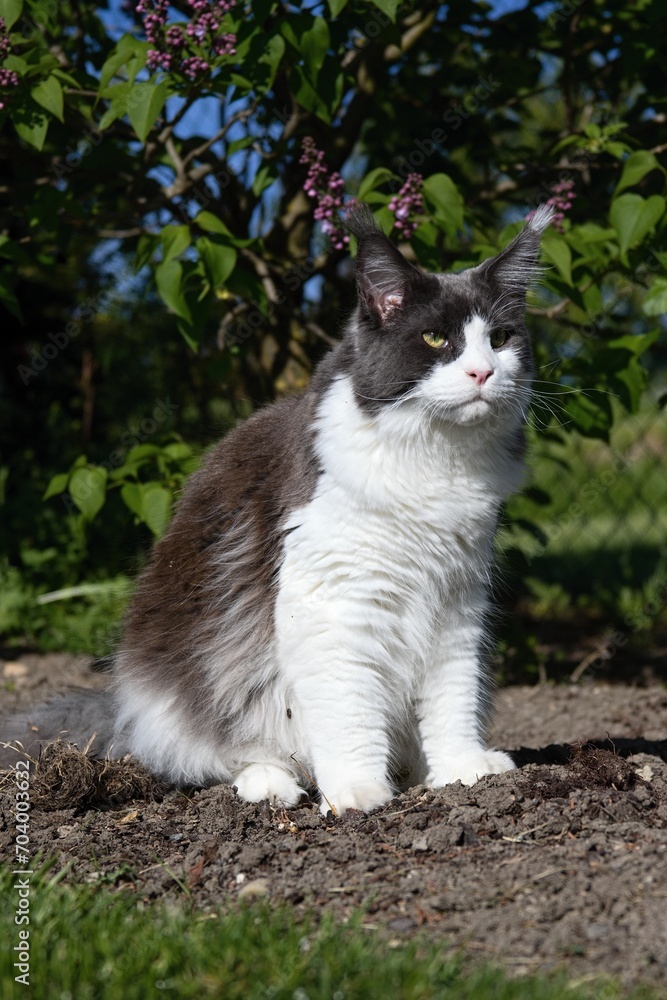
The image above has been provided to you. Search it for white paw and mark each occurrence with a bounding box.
[232,763,305,807]
[429,749,516,788]
[319,779,394,817]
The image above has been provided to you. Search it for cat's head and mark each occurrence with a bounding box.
[343,203,553,429]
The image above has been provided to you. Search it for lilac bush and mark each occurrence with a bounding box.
[137,0,237,81]
[301,139,425,248]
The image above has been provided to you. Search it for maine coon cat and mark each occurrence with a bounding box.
[114,202,553,815]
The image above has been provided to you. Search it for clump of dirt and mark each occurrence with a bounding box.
[29,740,168,811]
[519,741,649,802]
[569,742,644,789]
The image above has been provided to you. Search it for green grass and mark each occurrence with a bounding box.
[0,867,660,1000]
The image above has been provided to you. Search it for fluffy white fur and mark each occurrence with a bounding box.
[271,345,522,813]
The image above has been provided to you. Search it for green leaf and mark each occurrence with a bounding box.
[30,76,64,122]
[290,64,332,123]
[614,150,664,197]
[69,467,107,521]
[141,484,172,537]
[135,232,159,272]
[100,47,133,91]
[372,206,395,236]
[422,174,464,237]
[162,442,192,461]
[127,80,168,144]
[541,230,573,286]
[43,472,69,501]
[176,320,199,352]
[99,36,147,89]
[120,482,143,519]
[300,17,330,81]
[0,0,23,29]
[357,168,398,199]
[251,163,275,197]
[605,330,661,356]
[610,357,647,413]
[563,392,612,441]
[161,225,191,263]
[126,443,161,463]
[196,237,237,289]
[370,0,398,20]
[258,34,285,90]
[194,210,233,236]
[327,0,349,14]
[11,100,49,151]
[155,259,192,323]
[0,271,21,319]
[98,81,131,130]
[643,276,667,316]
[610,193,666,259]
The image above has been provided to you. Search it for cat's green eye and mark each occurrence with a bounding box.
[490,328,511,349]
[422,330,448,349]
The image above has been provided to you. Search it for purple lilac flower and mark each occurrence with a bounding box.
[388,173,424,239]
[0,19,11,60]
[138,0,237,82]
[213,33,236,57]
[528,178,576,233]
[0,20,17,111]
[545,178,576,232]
[165,25,186,49]
[300,137,350,250]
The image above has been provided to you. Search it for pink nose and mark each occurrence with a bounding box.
[467,368,494,386]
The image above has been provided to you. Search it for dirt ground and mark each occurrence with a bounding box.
[1,652,666,989]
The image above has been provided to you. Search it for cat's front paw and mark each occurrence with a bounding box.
[319,779,394,817]
[429,748,516,788]
[233,763,306,807]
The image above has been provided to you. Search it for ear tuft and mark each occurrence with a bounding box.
[479,206,553,294]
[341,201,382,241]
[525,203,555,236]
[344,203,421,326]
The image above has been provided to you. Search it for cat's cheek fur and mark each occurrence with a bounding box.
[418,314,528,422]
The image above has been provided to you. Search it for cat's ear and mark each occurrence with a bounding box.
[479,204,554,296]
[344,202,421,325]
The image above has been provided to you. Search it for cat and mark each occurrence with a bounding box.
[112,202,553,816]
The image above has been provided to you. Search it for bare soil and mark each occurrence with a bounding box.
[1,653,667,988]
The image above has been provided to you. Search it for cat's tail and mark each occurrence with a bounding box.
[0,688,127,770]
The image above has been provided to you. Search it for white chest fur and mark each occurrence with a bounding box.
[271,375,520,812]
[276,375,521,684]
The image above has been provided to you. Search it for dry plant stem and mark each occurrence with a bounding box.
[290,752,337,817]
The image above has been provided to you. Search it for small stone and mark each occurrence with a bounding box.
[387,916,416,933]
[238,878,269,899]
[57,825,76,838]
[3,661,28,679]
[411,836,428,852]
[635,764,654,782]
